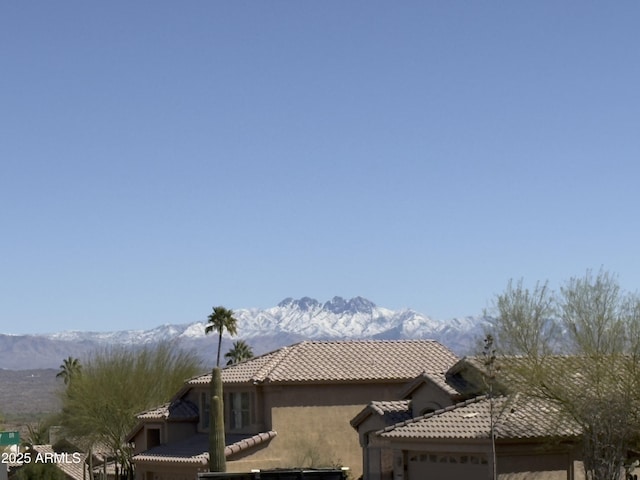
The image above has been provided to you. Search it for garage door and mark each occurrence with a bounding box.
[407,452,489,480]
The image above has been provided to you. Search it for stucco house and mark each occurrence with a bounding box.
[127,340,459,480]
[352,356,589,480]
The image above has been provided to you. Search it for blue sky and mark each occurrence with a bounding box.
[2,2,640,335]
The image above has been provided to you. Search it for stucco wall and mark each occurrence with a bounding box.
[263,382,405,411]
[263,382,406,478]
[409,382,454,417]
[271,405,364,472]
[136,381,407,479]
[223,382,404,478]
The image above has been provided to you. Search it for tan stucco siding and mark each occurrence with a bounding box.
[263,382,405,410]
[268,405,365,477]
[410,382,454,416]
[498,453,572,480]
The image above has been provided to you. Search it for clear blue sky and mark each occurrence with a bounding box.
[2,2,640,335]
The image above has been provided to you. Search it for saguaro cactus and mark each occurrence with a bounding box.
[209,367,227,472]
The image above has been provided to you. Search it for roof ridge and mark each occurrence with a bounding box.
[224,431,277,457]
[197,339,457,385]
[253,345,294,382]
[135,402,170,418]
[223,344,300,371]
[371,399,411,415]
[293,339,439,344]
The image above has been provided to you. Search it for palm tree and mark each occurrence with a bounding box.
[26,421,49,445]
[205,306,238,367]
[224,340,254,366]
[56,356,82,385]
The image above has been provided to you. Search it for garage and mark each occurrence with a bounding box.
[407,451,489,480]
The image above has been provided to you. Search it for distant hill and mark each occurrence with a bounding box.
[0,296,487,370]
[0,368,60,417]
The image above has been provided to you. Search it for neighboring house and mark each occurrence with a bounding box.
[128,340,459,480]
[377,395,584,480]
[8,444,90,480]
[349,400,413,480]
[351,358,471,480]
[352,356,588,480]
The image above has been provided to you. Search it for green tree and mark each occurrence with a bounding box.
[224,340,254,366]
[486,278,557,358]
[487,269,640,480]
[59,342,202,480]
[204,305,238,472]
[56,356,82,386]
[25,420,51,445]
[205,306,238,367]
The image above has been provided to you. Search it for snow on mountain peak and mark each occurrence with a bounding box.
[44,298,485,345]
[229,296,482,341]
[0,297,487,369]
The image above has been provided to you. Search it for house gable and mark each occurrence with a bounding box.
[130,339,459,479]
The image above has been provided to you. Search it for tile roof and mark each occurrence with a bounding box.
[372,400,413,424]
[30,445,90,480]
[133,431,277,465]
[136,403,171,420]
[400,371,462,399]
[379,395,581,441]
[445,354,618,405]
[189,340,458,386]
[370,400,412,416]
[351,400,412,428]
[136,398,199,421]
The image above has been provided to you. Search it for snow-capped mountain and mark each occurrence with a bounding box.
[0,297,487,370]
[234,296,478,341]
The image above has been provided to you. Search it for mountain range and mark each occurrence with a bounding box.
[0,296,487,370]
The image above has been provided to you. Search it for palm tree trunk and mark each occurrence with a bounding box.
[217,332,222,367]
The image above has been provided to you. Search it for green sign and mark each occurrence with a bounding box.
[0,431,19,446]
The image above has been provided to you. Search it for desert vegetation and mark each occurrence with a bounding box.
[487,269,640,480]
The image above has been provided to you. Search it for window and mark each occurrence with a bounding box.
[146,428,160,449]
[229,392,253,429]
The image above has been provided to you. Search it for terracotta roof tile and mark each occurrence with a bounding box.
[400,371,462,400]
[225,431,278,457]
[133,432,277,465]
[136,403,171,420]
[371,400,413,424]
[189,340,458,386]
[30,445,90,480]
[350,400,412,428]
[136,399,199,421]
[370,400,411,416]
[379,395,581,440]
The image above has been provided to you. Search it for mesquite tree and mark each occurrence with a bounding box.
[487,269,640,480]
